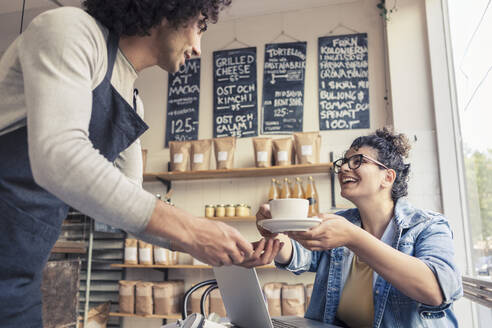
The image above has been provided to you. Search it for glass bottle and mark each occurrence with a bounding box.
[268,178,278,201]
[311,176,320,215]
[279,178,291,199]
[306,176,319,217]
[288,179,295,197]
[291,177,305,199]
[276,180,282,196]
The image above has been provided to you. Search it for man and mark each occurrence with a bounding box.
[0,1,260,326]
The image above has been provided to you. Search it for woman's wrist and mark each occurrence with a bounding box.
[345,224,363,249]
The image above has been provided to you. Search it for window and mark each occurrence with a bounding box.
[446,1,492,326]
[447,1,492,279]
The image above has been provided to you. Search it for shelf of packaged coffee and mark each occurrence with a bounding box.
[109,312,181,319]
[143,163,333,182]
[110,264,275,269]
[206,216,256,222]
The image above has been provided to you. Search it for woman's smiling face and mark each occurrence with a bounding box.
[338,146,389,202]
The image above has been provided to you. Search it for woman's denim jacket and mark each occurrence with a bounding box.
[278,199,463,327]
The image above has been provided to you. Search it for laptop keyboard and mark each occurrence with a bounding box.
[271,318,299,328]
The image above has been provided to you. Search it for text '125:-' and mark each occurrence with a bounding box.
[166,58,201,147]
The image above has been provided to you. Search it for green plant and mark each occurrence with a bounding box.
[377,0,397,21]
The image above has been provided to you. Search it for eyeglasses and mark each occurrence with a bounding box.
[333,154,389,174]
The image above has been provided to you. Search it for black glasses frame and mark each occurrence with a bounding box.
[333,154,389,174]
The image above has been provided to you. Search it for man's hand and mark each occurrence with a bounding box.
[286,213,355,251]
[145,201,254,267]
[174,218,254,267]
[255,204,278,238]
[239,238,283,268]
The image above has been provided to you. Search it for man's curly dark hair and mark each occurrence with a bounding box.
[83,0,232,36]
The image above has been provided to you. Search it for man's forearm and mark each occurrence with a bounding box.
[144,200,195,249]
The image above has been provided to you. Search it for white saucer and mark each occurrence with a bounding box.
[258,218,322,233]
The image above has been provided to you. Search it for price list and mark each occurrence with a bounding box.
[262,41,307,134]
[318,33,370,130]
[165,58,201,147]
[213,47,258,138]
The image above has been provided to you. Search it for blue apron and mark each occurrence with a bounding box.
[0,32,148,327]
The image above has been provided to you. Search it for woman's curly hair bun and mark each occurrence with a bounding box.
[375,126,411,158]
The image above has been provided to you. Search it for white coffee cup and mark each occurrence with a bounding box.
[269,199,309,219]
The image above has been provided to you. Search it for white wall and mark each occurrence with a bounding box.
[0,5,57,56]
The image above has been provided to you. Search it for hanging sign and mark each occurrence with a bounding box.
[165,58,200,147]
[213,47,258,138]
[318,33,369,130]
[262,41,307,134]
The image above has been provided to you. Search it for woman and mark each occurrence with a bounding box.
[252,128,462,327]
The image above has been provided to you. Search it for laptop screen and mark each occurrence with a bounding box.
[213,266,274,328]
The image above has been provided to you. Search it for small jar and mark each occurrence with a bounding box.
[215,204,226,217]
[235,204,248,217]
[225,204,236,217]
[205,205,215,218]
[246,205,251,216]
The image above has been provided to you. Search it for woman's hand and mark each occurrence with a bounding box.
[287,213,356,251]
[239,238,284,268]
[255,204,278,238]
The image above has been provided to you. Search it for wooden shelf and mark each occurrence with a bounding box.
[206,216,256,222]
[111,264,275,269]
[143,163,332,182]
[51,241,87,254]
[109,312,181,319]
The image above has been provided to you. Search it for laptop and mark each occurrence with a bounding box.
[213,265,341,328]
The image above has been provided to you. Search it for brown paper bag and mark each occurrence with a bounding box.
[281,284,305,316]
[154,246,168,265]
[189,285,210,315]
[273,137,294,166]
[154,282,174,315]
[78,301,111,328]
[171,280,185,314]
[263,282,284,316]
[135,282,153,315]
[209,288,227,317]
[191,139,212,171]
[306,283,314,311]
[169,141,191,172]
[124,238,138,265]
[293,132,321,164]
[169,250,179,265]
[253,137,273,168]
[138,240,153,265]
[118,280,137,314]
[213,137,236,169]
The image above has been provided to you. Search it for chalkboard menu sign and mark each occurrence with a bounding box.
[213,47,258,138]
[318,33,369,130]
[165,58,200,147]
[262,42,307,134]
